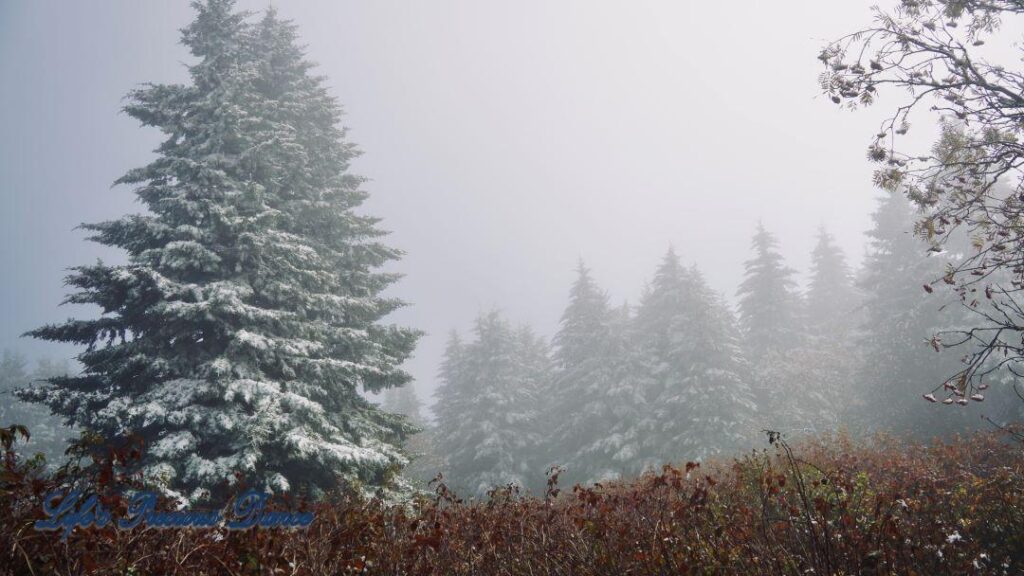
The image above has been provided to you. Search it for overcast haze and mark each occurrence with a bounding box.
[1,1,972,412]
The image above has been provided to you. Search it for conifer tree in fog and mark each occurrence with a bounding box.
[737,224,804,358]
[21,1,419,500]
[665,266,757,458]
[0,351,29,429]
[808,229,859,400]
[379,382,443,488]
[736,225,808,433]
[431,332,469,483]
[633,250,756,465]
[632,249,691,469]
[380,384,425,428]
[545,263,621,485]
[806,228,859,330]
[856,192,974,436]
[554,295,652,484]
[779,229,861,433]
[1,351,74,466]
[513,325,552,492]
[434,313,547,495]
[590,301,654,480]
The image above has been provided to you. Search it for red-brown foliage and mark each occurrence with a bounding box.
[2,427,1023,575]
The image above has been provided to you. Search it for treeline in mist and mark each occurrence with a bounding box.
[0,350,73,467]
[393,190,1020,495]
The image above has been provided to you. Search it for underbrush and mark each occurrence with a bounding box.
[2,427,1023,575]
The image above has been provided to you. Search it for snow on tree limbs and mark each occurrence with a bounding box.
[20,0,420,501]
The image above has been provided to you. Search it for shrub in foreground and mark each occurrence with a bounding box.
[2,427,1023,575]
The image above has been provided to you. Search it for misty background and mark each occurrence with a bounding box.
[3,0,1004,418]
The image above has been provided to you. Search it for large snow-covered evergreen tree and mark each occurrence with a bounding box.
[21,1,419,500]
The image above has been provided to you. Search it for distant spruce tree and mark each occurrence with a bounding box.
[433,312,547,496]
[512,325,552,493]
[736,225,807,434]
[1,351,75,468]
[737,224,804,359]
[21,1,419,500]
[806,228,859,330]
[432,331,470,485]
[791,228,861,431]
[658,265,757,460]
[378,383,444,489]
[545,262,621,485]
[632,249,691,470]
[579,300,654,482]
[633,250,756,466]
[0,350,29,428]
[855,191,979,437]
[751,229,861,437]
[380,384,425,429]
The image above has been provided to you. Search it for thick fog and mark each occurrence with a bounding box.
[2,0,1018,417]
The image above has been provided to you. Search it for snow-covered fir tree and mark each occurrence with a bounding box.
[660,265,757,460]
[433,312,546,496]
[632,249,692,470]
[544,262,621,485]
[577,300,655,482]
[633,250,757,464]
[21,1,419,500]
